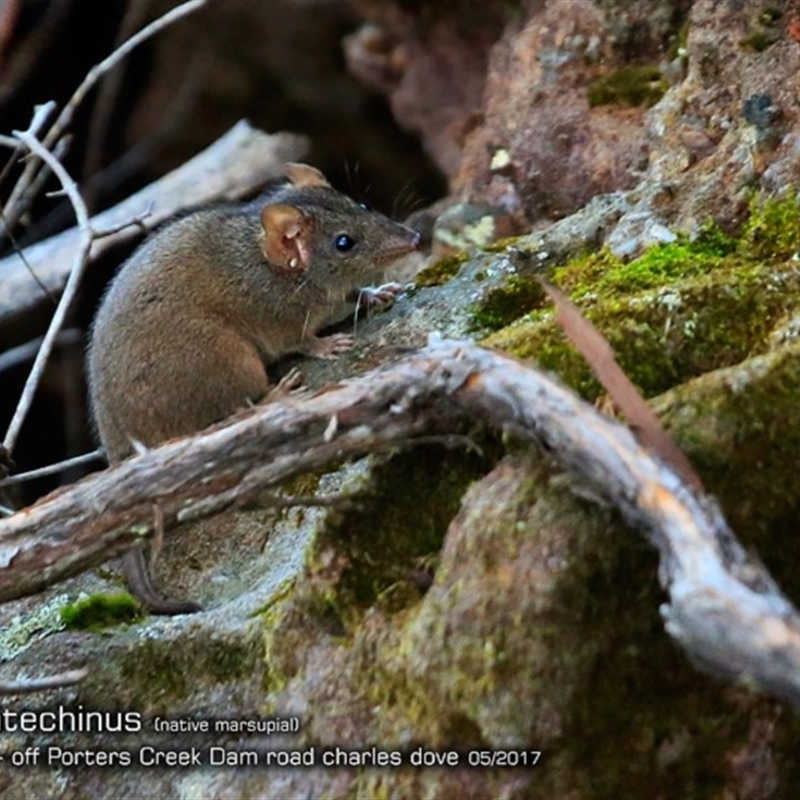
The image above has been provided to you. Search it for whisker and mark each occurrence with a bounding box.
[392,178,423,219]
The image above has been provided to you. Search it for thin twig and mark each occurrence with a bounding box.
[2,104,60,232]
[0,101,56,216]
[83,0,153,187]
[2,131,92,455]
[20,134,71,222]
[0,669,88,695]
[0,450,104,488]
[0,106,62,306]
[0,0,207,237]
[541,279,705,493]
[0,328,82,374]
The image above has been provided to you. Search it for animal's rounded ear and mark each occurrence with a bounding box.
[260,203,312,272]
[284,162,330,188]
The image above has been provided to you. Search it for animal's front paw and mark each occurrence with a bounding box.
[263,367,306,401]
[355,282,404,311]
[309,333,354,360]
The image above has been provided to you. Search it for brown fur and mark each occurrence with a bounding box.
[88,163,420,613]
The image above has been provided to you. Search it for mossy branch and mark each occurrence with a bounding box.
[1,339,799,707]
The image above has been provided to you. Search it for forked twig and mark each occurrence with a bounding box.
[0,0,207,237]
[0,0,209,456]
[1,131,93,455]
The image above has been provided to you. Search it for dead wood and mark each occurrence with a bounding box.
[0,338,799,706]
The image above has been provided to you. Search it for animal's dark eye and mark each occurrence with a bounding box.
[358,202,369,211]
[334,233,356,252]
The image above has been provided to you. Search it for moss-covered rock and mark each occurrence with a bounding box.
[483,258,800,400]
[739,192,800,262]
[263,446,800,797]
[263,444,496,692]
[414,252,469,287]
[656,340,800,603]
[477,195,800,400]
[469,274,547,332]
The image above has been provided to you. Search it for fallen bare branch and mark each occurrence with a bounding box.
[0,121,308,329]
[0,338,798,707]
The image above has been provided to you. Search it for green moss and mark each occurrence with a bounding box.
[599,244,707,291]
[200,638,257,682]
[551,224,736,298]
[485,255,800,400]
[414,252,469,287]
[587,64,668,108]
[112,628,263,712]
[315,443,494,621]
[739,192,800,262]
[759,7,783,25]
[60,593,143,631]
[263,587,347,692]
[594,228,735,293]
[562,515,752,797]
[262,442,496,692]
[660,342,800,603]
[470,275,547,331]
[483,234,524,253]
[648,344,800,795]
[666,16,691,62]
[119,639,188,703]
[548,246,620,294]
[477,197,800,400]
[692,219,739,257]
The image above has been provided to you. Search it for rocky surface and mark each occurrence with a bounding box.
[4,0,800,798]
